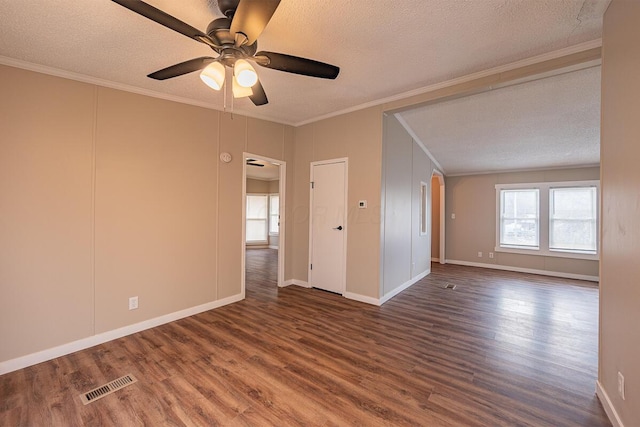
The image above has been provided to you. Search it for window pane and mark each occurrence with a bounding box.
[246,219,267,242]
[500,189,539,247]
[247,194,268,242]
[550,187,597,251]
[420,183,427,234]
[247,195,267,219]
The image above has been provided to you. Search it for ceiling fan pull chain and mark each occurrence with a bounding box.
[231,79,235,119]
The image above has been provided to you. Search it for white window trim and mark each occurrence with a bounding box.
[495,180,600,261]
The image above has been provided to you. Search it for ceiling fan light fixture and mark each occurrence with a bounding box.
[199,61,225,90]
[232,77,253,98]
[234,59,258,88]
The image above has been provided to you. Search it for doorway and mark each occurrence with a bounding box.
[431,171,445,264]
[308,158,348,294]
[242,153,286,297]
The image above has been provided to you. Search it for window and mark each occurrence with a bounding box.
[246,194,268,243]
[495,181,599,259]
[420,182,428,235]
[269,194,279,235]
[549,187,597,252]
[499,189,539,248]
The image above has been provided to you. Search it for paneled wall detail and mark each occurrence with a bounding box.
[0,65,293,365]
[380,115,435,298]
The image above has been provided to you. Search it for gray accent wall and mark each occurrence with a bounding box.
[381,114,436,297]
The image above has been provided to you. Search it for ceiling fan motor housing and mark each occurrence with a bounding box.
[110,0,340,107]
[206,17,257,62]
[216,0,241,18]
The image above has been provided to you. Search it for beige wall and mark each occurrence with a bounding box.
[0,66,95,361]
[246,178,271,193]
[445,167,600,278]
[94,88,219,332]
[245,178,279,194]
[0,64,293,364]
[431,176,441,259]
[291,107,383,299]
[600,1,640,424]
[381,115,436,297]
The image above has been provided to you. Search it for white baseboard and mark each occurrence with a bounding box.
[343,292,381,306]
[0,293,243,375]
[284,280,380,305]
[281,279,311,288]
[343,269,432,306]
[380,269,431,305]
[445,259,599,282]
[431,257,440,262]
[596,380,624,427]
[268,245,279,250]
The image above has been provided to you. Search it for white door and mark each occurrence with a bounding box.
[309,160,347,294]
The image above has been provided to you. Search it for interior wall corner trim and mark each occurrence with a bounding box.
[281,279,311,288]
[596,380,625,427]
[380,269,431,305]
[343,292,381,306]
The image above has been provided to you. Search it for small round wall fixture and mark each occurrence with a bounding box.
[220,152,232,163]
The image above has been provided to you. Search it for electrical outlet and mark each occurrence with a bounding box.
[489,252,494,259]
[618,371,626,400]
[477,251,483,258]
[451,213,456,220]
[129,296,138,310]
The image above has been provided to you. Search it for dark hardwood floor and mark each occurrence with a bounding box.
[1,249,610,426]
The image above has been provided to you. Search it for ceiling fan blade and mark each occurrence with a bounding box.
[148,57,217,80]
[111,0,216,46]
[249,79,268,106]
[255,51,339,79]
[230,0,281,45]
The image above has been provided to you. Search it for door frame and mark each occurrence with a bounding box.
[308,158,349,295]
[241,152,286,297]
[431,169,445,264]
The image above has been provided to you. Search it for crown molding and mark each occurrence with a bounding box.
[0,55,297,127]
[295,39,602,127]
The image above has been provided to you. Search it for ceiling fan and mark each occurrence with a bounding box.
[246,159,264,167]
[111,0,340,106]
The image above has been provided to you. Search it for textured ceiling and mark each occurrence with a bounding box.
[397,66,601,175]
[0,0,609,126]
[246,159,280,180]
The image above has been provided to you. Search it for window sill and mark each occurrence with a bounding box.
[495,246,599,261]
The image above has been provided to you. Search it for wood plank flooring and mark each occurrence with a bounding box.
[0,249,610,426]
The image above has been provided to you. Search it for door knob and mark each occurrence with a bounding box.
[333,226,343,230]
